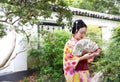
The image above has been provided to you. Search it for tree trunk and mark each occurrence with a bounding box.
[0,30,16,68]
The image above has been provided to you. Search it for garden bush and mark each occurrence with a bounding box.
[28,29,71,81]
[95,23,120,82]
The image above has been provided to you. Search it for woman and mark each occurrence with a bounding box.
[63,19,101,82]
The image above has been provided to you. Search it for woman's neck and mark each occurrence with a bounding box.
[73,35,79,41]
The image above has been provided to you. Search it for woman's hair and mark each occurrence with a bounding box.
[72,19,87,34]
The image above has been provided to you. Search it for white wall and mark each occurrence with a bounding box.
[0,31,28,73]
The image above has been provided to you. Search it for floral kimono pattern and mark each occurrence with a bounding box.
[63,37,90,82]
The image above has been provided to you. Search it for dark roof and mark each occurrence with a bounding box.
[69,7,120,21]
[49,4,120,21]
[39,22,63,27]
[39,22,60,26]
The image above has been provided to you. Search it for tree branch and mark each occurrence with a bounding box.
[11,17,21,25]
[0,47,28,70]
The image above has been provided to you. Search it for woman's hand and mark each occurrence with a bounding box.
[79,53,91,61]
[82,53,91,59]
[88,48,101,62]
[90,48,101,57]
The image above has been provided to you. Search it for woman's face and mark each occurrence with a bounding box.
[75,27,87,40]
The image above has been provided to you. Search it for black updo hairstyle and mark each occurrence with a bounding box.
[72,19,87,34]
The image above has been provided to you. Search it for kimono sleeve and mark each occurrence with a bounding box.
[63,41,81,69]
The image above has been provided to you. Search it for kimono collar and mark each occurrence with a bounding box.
[71,36,78,42]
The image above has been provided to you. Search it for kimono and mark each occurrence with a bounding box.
[63,37,91,82]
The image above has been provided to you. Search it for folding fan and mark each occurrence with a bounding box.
[72,38,99,56]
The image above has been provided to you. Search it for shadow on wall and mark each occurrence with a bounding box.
[0,69,36,82]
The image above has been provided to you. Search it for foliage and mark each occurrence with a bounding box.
[112,23,120,41]
[95,23,120,82]
[65,0,82,7]
[86,24,102,46]
[0,0,72,37]
[0,23,6,38]
[28,29,71,81]
[64,0,120,15]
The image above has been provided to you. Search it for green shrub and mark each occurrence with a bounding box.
[28,29,71,81]
[97,23,120,82]
[0,23,6,38]
[87,24,102,46]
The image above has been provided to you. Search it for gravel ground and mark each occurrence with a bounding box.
[19,72,37,82]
